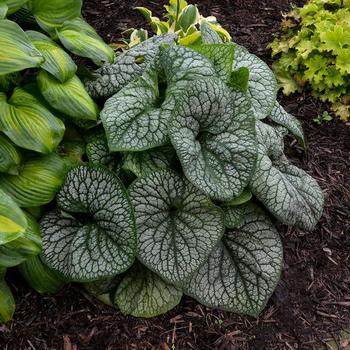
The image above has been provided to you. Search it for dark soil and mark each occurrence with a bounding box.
[1,1,350,349]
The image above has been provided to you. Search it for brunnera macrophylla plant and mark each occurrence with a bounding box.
[36,23,324,319]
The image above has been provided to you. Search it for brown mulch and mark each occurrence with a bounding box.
[1,1,350,349]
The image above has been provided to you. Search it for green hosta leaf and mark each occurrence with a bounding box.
[200,21,223,44]
[0,188,27,245]
[5,0,28,15]
[0,3,7,18]
[130,170,224,285]
[0,19,43,75]
[0,274,15,323]
[41,166,136,282]
[115,263,182,318]
[178,5,199,32]
[0,89,65,153]
[29,0,82,32]
[233,45,277,120]
[0,134,21,174]
[222,204,245,228]
[37,70,99,121]
[57,18,115,65]
[18,255,67,294]
[0,152,66,207]
[169,78,256,201]
[185,203,283,316]
[269,102,305,149]
[101,70,175,152]
[190,44,235,82]
[250,122,324,230]
[122,146,175,178]
[84,34,177,98]
[26,30,77,83]
[0,211,41,267]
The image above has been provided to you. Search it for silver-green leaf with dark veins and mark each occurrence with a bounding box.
[169,78,256,201]
[130,170,225,286]
[185,203,283,316]
[41,165,136,282]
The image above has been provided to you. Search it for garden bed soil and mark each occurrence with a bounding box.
[1,1,350,349]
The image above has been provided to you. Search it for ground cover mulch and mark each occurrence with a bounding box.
[1,1,350,349]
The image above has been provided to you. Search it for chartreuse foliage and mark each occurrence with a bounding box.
[269,0,350,121]
[0,0,115,322]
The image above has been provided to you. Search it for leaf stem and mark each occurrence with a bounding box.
[175,0,180,28]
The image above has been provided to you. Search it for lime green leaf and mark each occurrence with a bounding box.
[0,211,42,267]
[336,48,350,74]
[135,6,154,22]
[29,0,82,32]
[18,255,67,294]
[0,188,27,244]
[320,25,350,53]
[0,89,65,153]
[0,3,8,18]
[115,263,182,318]
[0,274,15,323]
[130,170,225,285]
[0,19,43,75]
[26,30,77,83]
[41,166,136,282]
[178,30,201,46]
[37,70,99,121]
[169,78,257,201]
[0,134,21,174]
[0,152,66,207]
[224,189,253,206]
[185,203,283,316]
[5,0,28,15]
[57,18,115,65]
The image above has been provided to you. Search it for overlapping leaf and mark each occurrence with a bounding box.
[0,271,15,323]
[130,170,224,285]
[0,134,21,174]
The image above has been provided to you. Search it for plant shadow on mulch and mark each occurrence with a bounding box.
[1,1,350,349]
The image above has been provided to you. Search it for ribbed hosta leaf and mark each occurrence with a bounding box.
[101,70,175,151]
[250,122,324,230]
[0,89,65,153]
[191,44,235,82]
[200,22,223,44]
[29,0,82,33]
[27,30,77,83]
[169,78,256,201]
[18,255,67,294]
[0,188,27,245]
[269,102,305,149]
[233,45,277,120]
[0,273,15,323]
[0,212,41,267]
[185,203,283,316]
[0,19,43,75]
[115,263,182,318]
[5,0,28,15]
[37,70,99,120]
[57,18,115,65]
[84,34,177,98]
[0,134,21,174]
[41,166,136,282]
[122,146,175,178]
[0,3,7,18]
[130,170,224,285]
[0,152,66,207]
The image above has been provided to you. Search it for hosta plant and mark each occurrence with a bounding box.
[269,0,350,121]
[35,22,324,318]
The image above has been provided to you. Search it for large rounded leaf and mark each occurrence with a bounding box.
[169,78,256,201]
[41,166,136,282]
[0,188,27,245]
[130,170,224,285]
[37,70,99,121]
[0,89,65,153]
[233,45,277,120]
[250,122,324,231]
[0,19,43,75]
[27,30,77,83]
[5,0,28,15]
[84,34,177,98]
[0,211,41,267]
[185,203,283,316]
[0,134,21,174]
[200,22,223,44]
[57,18,114,65]
[29,0,82,32]
[0,152,66,207]
[115,263,182,318]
